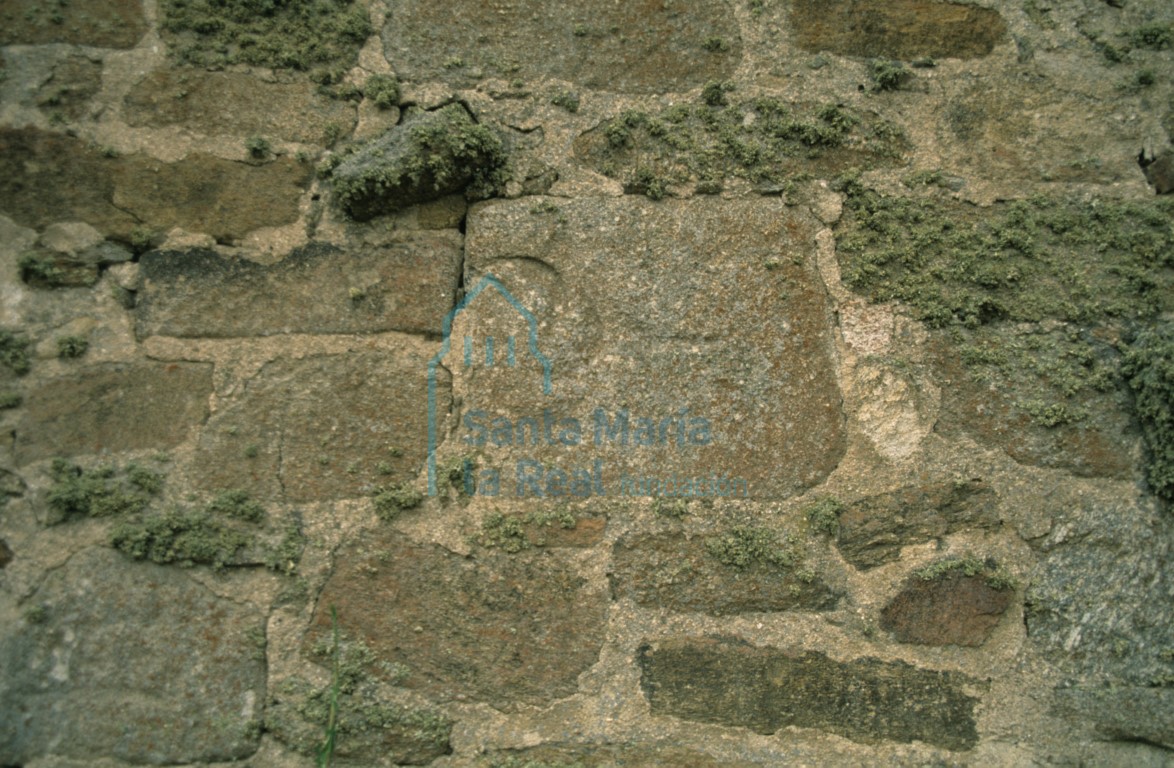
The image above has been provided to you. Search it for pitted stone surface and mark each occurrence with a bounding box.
[15,362,213,464]
[191,349,444,502]
[382,0,741,93]
[0,548,265,765]
[136,236,462,339]
[310,533,608,706]
[639,636,980,751]
[880,571,1014,646]
[459,196,845,500]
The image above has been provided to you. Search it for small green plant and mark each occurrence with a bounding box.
[129,225,154,254]
[869,59,909,91]
[206,489,265,523]
[705,525,797,569]
[246,136,271,159]
[805,496,843,536]
[653,498,689,518]
[56,335,89,359]
[110,508,252,569]
[550,89,580,113]
[1132,23,1173,50]
[23,604,48,624]
[913,556,1018,591]
[701,79,732,106]
[243,443,260,458]
[371,483,423,521]
[0,391,21,409]
[316,606,341,768]
[19,252,64,286]
[1136,69,1156,86]
[364,74,399,109]
[702,36,729,52]
[0,331,31,375]
[47,459,158,521]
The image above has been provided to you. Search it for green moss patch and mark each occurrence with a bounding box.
[913,555,1018,591]
[1122,322,1174,501]
[705,525,798,570]
[159,0,372,71]
[47,459,162,522]
[576,95,904,196]
[0,330,31,376]
[479,509,578,553]
[836,182,1174,430]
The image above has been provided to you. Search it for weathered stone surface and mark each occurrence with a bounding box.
[1141,150,1174,195]
[382,0,741,93]
[479,745,759,767]
[0,0,147,48]
[191,350,445,503]
[835,480,1001,570]
[0,548,265,765]
[0,538,11,568]
[330,104,505,220]
[123,69,358,144]
[458,197,844,500]
[136,236,462,339]
[311,533,608,706]
[880,571,1013,646]
[0,128,137,237]
[1025,499,1174,689]
[638,637,979,751]
[15,362,213,464]
[1053,686,1174,751]
[610,531,839,615]
[788,0,1007,60]
[0,129,311,242]
[35,55,103,121]
[111,154,311,244]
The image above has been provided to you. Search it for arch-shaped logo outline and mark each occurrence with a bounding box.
[426,274,553,495]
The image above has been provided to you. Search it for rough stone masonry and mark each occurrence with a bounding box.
[1,0,1173,766]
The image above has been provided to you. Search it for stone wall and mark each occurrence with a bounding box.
[1,0,1172,766]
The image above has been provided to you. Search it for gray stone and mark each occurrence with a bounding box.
[136,236,462,339]
[0,548,265,765]
[190,350,445,503]
[458,196,845,501]
[835,480,1002,570]
[382,0,741,93]
[1053,686,1174,750]
[310,532,608,706]
[15,362,213,464]
[639,636,980,751]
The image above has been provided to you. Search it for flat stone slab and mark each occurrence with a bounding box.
[382,0,741,93]
[835,480,1001,570]
[456,197,845,501]
[881,570,1013,646]
[15,362,212,464]
[124,69,357,145]
[638,636,979,751]
[311,533,608,706]
[610,531,839,615]
[0,548,265,765]
[136,236,462,339]
[190,348,446,503]
[787,0,1006,60]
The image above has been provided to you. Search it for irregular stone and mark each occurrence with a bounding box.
[0,128,137,237]
[880,570,1014,646]
[1053,686,1174,750]
[1141,149,1174,194]
[123,69,357,145]
[35,55,103,121]
[111,153,312,244]
[479,745,759,767]
[0,0,146,48]
[0,129,312,242]
[310,532,608,706]
[382,0,741,93]
[788,0,1007,60]
[638,636,979,751]
[0,548,265,765]
[190,350,445,503]
[136,236,462,339]
[1025,498,1174,689]
[835,480,1001,569]
[330,104,506,220]
[39,221,104,255]
[458,197,845,500]
[15,362,213,464]
[610,531,839,614]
